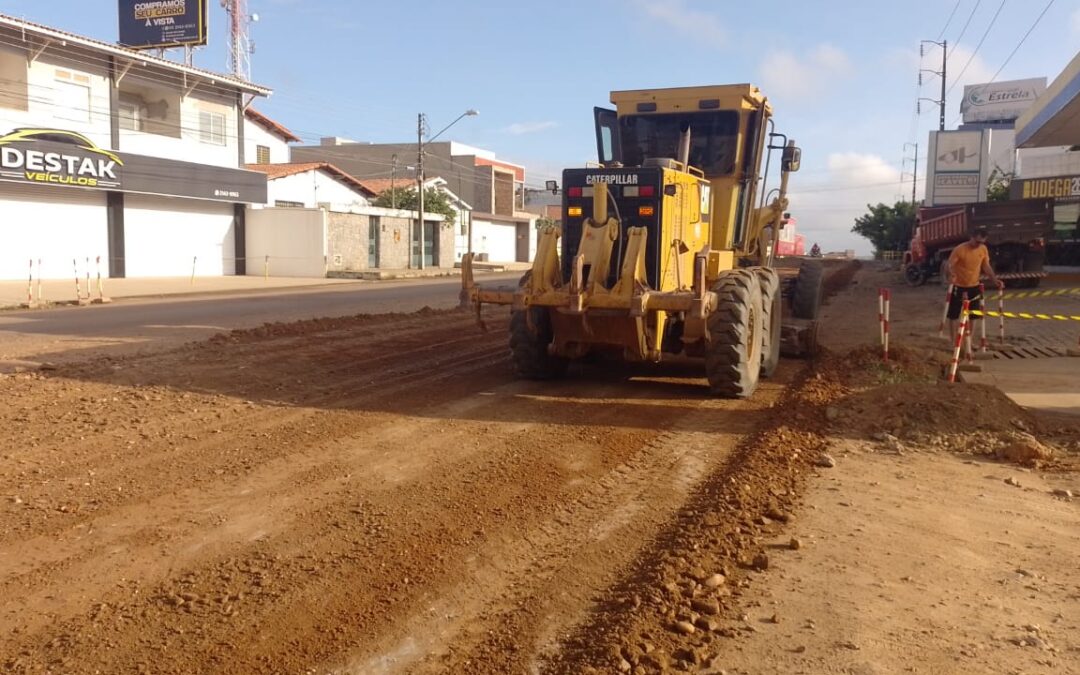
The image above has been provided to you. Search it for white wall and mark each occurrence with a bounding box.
[244,118,291,164]
[124,195,236,277]
[1017,147,1080,179]
[246,207,328,277]
[0,184,107,280]
[265,170,370,211]
[0,48,113,150]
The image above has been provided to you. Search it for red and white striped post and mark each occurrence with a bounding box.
[36,258,43,304]
[938,283,953,337]
[26,259,33,307]
[978,283,988,352]
[73,258,82,301]
[948,298,971,383]
[881,288,891,362]
[84,256,90,299]
[998,290,1006,345]
[878,288,885,348]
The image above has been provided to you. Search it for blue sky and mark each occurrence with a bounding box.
[3,0,1079,253]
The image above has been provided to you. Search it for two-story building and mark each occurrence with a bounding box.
[0,14,271,280]
[292,139,536,264]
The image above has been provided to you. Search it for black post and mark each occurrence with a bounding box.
[106,192,125,278]
[234,204,247,276]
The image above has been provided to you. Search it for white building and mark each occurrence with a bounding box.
[0,14,271,280]
[244,108,298,165]
[247,162,375,212]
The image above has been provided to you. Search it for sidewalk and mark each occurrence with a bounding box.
[0,264,528,310]
[962,356,1080,417]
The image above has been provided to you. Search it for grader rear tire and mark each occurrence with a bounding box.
[751,267,782,378]
[509,307,568,380]
[705,270,764,399]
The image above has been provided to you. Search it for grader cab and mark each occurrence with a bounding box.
[461,84,823,398]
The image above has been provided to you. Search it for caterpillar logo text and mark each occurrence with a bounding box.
[0,129,123,189]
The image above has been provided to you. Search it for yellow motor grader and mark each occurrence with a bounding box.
[460,84,823,398]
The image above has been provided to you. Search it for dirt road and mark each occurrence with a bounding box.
[3,262,1078,674]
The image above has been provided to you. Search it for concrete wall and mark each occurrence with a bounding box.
[246,207,327,277]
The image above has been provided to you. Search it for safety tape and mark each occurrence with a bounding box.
[990,272,1049,279]
[989,287,1080,301]
[970,309,1080,321]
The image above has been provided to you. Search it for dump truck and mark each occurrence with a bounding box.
[460,85,823,399]
[903,199,1054,288]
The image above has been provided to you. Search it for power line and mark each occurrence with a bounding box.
[937,0,963,40]
[948,0,1057,126]
[946,0,1006,96]
[949,0,983,57]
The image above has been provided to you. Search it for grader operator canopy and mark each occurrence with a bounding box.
[460,84,819,399]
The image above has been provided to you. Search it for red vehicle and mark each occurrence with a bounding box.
[903,199,1053,288]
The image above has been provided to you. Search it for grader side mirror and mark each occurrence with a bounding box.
[782,143,802,172]
[781,144,802,172]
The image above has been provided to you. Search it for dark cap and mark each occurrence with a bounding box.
[972,225,989,238]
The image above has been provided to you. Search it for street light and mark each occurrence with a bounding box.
[416,109,479,270]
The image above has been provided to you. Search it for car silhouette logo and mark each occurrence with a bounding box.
[0,128,123,165]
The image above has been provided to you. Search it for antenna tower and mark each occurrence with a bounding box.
[221,0,257,81]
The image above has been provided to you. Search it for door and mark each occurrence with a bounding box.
[368,216,380,268]
[594,107,622,165]
[0,183,107,280]
[411,219,438,267]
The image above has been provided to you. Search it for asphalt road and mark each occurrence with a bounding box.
[0,273,520,365]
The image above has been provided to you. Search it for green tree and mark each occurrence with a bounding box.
[851,201,916,255]
[986,168,1013,202]
[374,186,457,229]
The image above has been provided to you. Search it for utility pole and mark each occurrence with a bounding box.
[912,141,918,202]
[391,154,397,210]
[919,39,948,131]
[417,113,426,270]
[939,40,947,131]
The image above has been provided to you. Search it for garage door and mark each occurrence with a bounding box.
[474,220,518,263]
[0,183,107,280]
[124,195,236,277]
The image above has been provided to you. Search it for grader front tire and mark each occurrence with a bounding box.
[705,270,764,399]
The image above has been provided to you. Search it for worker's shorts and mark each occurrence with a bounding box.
[947,285,983,320]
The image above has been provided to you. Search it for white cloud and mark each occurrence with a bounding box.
[1072,8,1080,36]
[632,0,727,47]
[786,153,910,256]
[502,121,558,135]
[759,43,853,100]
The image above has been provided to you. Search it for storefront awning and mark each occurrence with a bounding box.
[1016,51,1080,148]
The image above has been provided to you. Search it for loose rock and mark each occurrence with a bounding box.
[816,454,837,468]
[672,621,696,635]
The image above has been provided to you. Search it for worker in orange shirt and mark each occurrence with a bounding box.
[947,225,1004,353]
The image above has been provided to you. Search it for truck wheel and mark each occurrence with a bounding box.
[509,308,568,379]
[750,267,781,378]
[793,260,824,320]
[705,270,764,398]
[904,264,926,287]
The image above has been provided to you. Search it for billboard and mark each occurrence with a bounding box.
[118,0,208,50]
[961,78,1046,124]
[926,129,990,206]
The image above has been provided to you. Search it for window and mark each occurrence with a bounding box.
[274,200,304,208]
[0,48,28,111]
[118,94,142,131]
[256,144,270,164]
[199,110,226,145]
[619,111,740,175]
[54,70,92,123]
